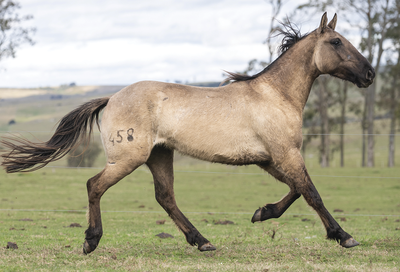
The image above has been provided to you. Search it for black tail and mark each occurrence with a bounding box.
[1,97,110,173]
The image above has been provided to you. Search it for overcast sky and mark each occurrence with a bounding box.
[0,0,341,88]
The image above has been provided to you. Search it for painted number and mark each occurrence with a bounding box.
[109,133,114,146]
[116,130,124,143]
[109,128,134,146]
[127,128,134,142]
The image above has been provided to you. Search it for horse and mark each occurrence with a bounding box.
[1,13,374,254]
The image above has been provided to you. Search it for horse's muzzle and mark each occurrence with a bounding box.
[366,68,375,82]
[357,67,375,88]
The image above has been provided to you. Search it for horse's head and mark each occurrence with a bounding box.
[313,13,375,88]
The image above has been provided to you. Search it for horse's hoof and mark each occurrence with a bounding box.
[341,237,360,248]
[199,242,216,251]
[251,208,261,223]
[83,240,92,255]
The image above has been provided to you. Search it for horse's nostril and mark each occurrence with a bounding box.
[366,69,374,81]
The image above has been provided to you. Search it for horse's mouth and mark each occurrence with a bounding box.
[356,78,374,88]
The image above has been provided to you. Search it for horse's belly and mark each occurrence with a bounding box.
[161,130,271,165]
[209,150,272,165]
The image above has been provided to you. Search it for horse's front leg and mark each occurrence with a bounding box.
[251,189,300,222]
[252,163,301,222]
[146,145,216,251]
[299,165,359,247]
[254,151,359,248]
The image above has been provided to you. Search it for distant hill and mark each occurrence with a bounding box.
[0,85,124,100]
[0,82,223,101]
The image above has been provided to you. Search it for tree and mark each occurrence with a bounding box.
[379,54,400,167]
[302,101,319,163]
[316,77,331,167]
[378,1,400,167]
[312,76,341,167]
[337,81,349,167]
[0,0,35,61]
[358,0,394,167]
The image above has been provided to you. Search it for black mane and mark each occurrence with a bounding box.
[278,21,308,54]
[224,21,309,83]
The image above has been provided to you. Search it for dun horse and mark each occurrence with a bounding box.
[1,13,374,253]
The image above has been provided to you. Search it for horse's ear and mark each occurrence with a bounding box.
[318,12,328,34]
[327,13,337,30]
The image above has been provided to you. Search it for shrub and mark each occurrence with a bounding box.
[67,141,102,167]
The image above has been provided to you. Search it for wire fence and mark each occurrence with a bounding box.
[44,165,400,180]
[0,208,398,217]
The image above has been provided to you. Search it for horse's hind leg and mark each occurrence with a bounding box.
[83,162,142,254]
[146,145,216,251]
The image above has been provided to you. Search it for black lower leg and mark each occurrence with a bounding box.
[184,229,210,248]
[84,173,104,254]
[301,167,358,248]
[326,223,352,242]
[169,210,215,251]
[83,225,103,254]
[147,146,216,251]
[252,192,301,222]
[83,204,103,254]
[254,163,301,223]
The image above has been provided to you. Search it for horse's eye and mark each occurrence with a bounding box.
[330,38,342,46]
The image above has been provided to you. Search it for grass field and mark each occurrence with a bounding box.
[0,86,399,270]
[0,165,399,271]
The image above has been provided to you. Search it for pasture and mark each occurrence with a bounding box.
[0,85,399,271]
[0,164,399,271]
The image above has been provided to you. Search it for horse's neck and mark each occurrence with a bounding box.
[254,36,320,111]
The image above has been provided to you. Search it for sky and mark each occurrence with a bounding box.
[0,0,342,88]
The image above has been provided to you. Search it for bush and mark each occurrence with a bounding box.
[67,141,102,167]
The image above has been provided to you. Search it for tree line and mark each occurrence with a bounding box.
[240,0,400,168]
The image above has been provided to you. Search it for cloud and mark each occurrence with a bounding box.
[0,0,311,87]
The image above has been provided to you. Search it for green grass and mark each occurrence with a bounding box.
[0,166,399,271]
[1,87,400,270]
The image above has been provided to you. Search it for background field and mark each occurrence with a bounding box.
[0,165,399,271]
[0,86,399,271]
